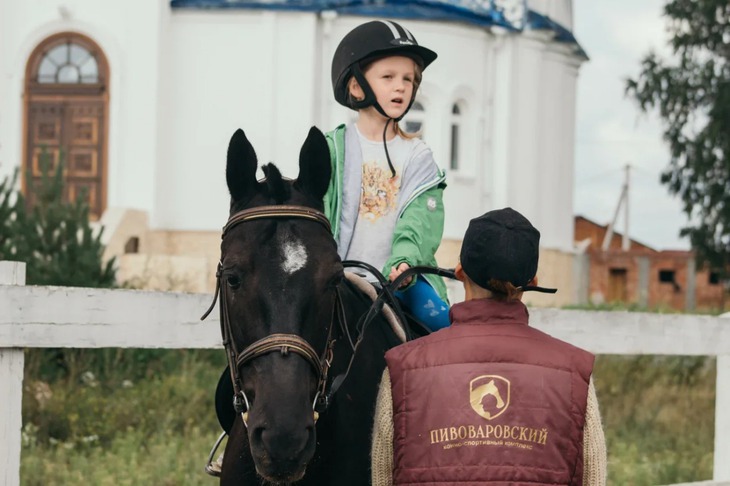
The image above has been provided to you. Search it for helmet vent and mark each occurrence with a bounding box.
[378,19,415,42]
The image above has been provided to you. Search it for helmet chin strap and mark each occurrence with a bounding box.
[351,64,417,179]
[381,119,396,178]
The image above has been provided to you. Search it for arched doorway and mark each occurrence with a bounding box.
[24,32,109,219]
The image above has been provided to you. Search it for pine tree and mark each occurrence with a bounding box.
[0,169,22,260]
[0,153,116,287]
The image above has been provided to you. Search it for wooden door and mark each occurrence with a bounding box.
[24,33,108,219]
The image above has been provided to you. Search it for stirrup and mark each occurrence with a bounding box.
[204,431,227,477]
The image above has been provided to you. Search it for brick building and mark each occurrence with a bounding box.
[574,216,727,312]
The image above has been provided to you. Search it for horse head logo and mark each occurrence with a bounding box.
[469,375,510,420]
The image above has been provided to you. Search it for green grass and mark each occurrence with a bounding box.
[594,355,715,485]
[21,349,226,485]
[19,349,717,485]
[21,426,220,486]
[563,301,725,315]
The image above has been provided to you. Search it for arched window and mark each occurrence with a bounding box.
[450,102,464,171]
[24,33,109,219]
[402,101,426,138]
[36,41,100,84]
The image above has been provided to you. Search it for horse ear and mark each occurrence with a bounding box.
[296,126,331,201]
[226,129,258,203]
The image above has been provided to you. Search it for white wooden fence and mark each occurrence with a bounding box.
[1,260,730,485]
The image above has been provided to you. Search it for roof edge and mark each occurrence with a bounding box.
[169,0,586,58]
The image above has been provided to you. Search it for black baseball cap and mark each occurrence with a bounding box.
[460,208,557,294]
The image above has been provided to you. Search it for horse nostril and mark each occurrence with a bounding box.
[251,425,265,447]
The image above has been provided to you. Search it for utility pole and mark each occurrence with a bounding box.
[622,163,630,251]
[601,164,631,251]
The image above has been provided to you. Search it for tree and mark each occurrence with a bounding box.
[626,0,730,273]
[0,170,22,259]
[0,154,116,287]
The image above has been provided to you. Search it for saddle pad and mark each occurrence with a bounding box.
[344,271,407,343]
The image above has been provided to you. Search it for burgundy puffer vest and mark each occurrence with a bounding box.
[385,299,594,486]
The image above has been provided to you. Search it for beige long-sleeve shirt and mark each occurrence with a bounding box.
[371,369,607,486]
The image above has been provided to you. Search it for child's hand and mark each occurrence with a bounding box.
[390,262,412,289]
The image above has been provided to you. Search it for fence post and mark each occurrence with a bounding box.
[0,261,26,486]
[715,352,730,481]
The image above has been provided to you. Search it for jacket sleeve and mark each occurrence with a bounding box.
[383,184,445,277]
[323,124,349,241]
[583,377,607,485]
[322,130,338,228]
[371,369,395,486]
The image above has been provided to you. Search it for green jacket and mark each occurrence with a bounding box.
[323,124,448,302]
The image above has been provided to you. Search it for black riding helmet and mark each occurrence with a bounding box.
[331,20,437,120]
[331,20,437,177]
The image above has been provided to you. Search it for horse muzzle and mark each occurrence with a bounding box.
[248,420,315,483]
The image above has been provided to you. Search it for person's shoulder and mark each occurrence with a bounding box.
[533,326,594,360]
[402,135,429,151]
[398,135,433,164]
[386,327,454,357]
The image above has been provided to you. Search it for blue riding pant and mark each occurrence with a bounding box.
[395,276,450,331]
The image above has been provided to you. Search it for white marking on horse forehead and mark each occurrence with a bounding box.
[280,235,308,275]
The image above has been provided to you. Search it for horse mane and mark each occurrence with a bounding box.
[261,163,290,204]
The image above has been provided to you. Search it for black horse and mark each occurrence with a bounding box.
[211,127,407,485]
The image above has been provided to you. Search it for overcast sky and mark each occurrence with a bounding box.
[572,0,691,250]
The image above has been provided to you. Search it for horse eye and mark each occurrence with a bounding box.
[226,275,242,289]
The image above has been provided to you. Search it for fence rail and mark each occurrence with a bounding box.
[1,260,729,485]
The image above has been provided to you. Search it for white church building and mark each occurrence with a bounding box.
[0,0,586,305]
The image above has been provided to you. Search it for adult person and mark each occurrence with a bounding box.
[371,207,607,485]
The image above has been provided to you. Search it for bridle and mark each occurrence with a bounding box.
[201,205,339,426]
[200,204,457,436]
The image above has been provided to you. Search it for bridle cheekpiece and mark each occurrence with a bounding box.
[201,205,336,427]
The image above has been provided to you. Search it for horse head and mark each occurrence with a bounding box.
[219,127,342,483]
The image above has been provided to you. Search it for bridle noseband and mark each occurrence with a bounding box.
[201,205,337,426]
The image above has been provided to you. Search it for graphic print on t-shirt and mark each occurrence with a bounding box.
[359,160,400,222]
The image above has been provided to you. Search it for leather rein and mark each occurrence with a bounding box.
[201,205,339,426]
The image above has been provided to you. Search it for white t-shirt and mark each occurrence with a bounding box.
[345,128,415,275]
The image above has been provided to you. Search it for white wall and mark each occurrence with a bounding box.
[534,42,581,249]
[415,21,493,240]
[0,0,165,213]
[156,9,320,229]
[2,2,583,245]
[490,30,582,251]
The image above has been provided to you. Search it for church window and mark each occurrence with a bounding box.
[36,41,100,84]
[450,102,465,171]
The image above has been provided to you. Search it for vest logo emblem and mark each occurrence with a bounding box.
[469,375,510,420]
